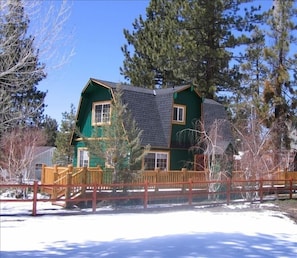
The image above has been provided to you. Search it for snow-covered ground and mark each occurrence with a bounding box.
[1,199,297,257]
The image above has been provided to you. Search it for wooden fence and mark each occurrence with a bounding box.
[40,165,297,199]
[1,178,296,216]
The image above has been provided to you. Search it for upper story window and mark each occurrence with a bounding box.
[173,104,186,124]
[92,101,111,125]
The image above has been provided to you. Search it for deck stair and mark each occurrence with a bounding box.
[41,165,103,201]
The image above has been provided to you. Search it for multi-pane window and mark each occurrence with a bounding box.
[78,148,89,167]
[173,105,185,123]
[92,101,111,125]
[144,152,168,170]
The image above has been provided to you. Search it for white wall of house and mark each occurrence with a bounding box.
[30,147,56,180]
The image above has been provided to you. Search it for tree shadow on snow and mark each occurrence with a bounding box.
[1,232,296,258]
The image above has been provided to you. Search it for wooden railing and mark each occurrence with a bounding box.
[41,165,297,199]
[134,169,208,189]
[232,169,297,186]
[1,177,297,216]
[41,165,103,199]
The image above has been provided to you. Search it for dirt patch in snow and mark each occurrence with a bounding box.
[264,199,297,223]
[212,200,297,224]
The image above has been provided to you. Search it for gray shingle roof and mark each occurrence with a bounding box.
[91,79,189,148]
[89,79,233,151]
[202,99,234,154]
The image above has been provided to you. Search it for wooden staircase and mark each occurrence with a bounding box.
[41,165,103,202]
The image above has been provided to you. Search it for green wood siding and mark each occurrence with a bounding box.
[73,82,112,167]
[78,83,112,138]
[170,149,194,170]
[170,87,202,169]
[73,81,202,170]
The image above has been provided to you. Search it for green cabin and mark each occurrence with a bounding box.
[71,78,233,171]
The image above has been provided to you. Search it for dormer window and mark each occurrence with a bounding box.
[173,104,186,124]
[92,101,111,125]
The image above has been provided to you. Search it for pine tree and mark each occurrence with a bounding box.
[53,104,76,166]
[263,0,297,163]
[42,115,58,147]
[121,0,261,99]
[232,26,269,134]
[121,0,185,89]
[0,0,46,131]
[83,87,149,184]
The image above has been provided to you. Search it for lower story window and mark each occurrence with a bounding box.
[78,148,89,167]
[35,164,43,180]
[144,152,168,170]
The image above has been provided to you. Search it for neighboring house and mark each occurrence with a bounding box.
[0,146,56,182]
[71,78,233,171]
[29,146,56,180]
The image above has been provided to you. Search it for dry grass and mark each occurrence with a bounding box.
[267,199,297,223]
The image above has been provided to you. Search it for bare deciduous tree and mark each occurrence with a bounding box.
[24,0,74,70]
[0,128,46,183]
[0,0,73,132]
[179,119,233,200]
[232,114,297,200]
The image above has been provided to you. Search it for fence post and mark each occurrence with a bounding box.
[289,178,293,200]
[52,165,58,198]
[182,168,187,192]
[65,165,73,209]
[41,164,45,184]
[40,164,45,193]
[32,180,38,216]
[155,168,160,192]
[188,178,192,206]
[82,166,87,197]
[92,184,97,213]
[144,180,148,209]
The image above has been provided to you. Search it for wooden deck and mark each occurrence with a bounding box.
[41,165,297,203]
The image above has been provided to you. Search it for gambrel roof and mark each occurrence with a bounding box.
[75,78,233,151]
[89,78,193,148]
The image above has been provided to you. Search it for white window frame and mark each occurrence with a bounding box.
[77,148,89,167]
[144,151,169,171]
[92,101,111,125]
[173,104,186,124]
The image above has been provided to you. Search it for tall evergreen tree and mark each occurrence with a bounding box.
[42,115,58,147]
[82,87,149,184]
[263,0,297,161]
[121,0,261,99]
[0,0,46,131]
[232,26,269,132]
[121,0,184,89]
[53,104,76,166]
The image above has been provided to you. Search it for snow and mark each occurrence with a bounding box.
[1,199,297,257]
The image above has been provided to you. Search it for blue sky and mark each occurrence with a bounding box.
[39,0,276,124]
[39,0,149,123]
